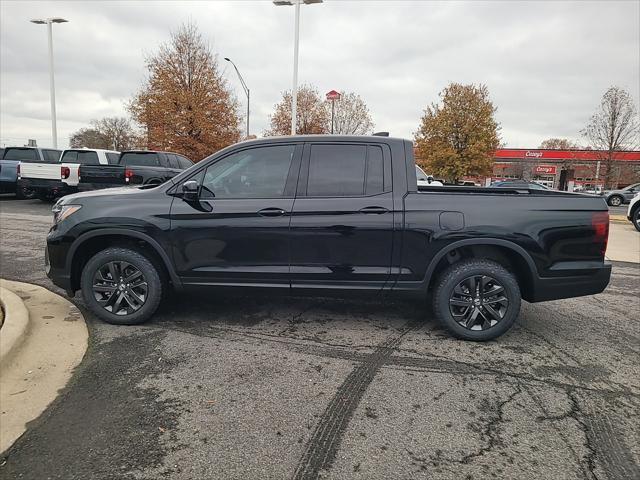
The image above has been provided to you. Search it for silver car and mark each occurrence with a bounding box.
[604,183,640,206]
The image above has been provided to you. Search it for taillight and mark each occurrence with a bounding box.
[61,166,70,179]
[125,169,134,183]
[592,211,609,257]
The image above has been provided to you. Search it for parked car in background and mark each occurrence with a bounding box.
[78,150,193,192]
[627,193,640,232]
[415,165,443,187]
[1,146,61,199]
[490,180,550,190]
[603,183,640,206]
[18,148,119,201]
[47,135,611,341]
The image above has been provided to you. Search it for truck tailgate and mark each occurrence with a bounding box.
[78,165,125,186]
[19,162,61,180]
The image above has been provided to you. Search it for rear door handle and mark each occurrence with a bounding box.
[359,206,389,214]
[258,207,286,217]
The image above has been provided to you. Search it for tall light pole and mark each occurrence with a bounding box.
[30,17,68,149]
[224,57,250,138]
[273,0,323,135]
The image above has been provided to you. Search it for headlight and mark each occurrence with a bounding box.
[52,204,81,224]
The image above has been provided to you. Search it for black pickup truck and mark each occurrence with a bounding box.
[77,150,193,191]
[46,135,611,340]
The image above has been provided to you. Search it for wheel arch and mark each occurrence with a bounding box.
[424,239,538,301]
[67,229,182,293]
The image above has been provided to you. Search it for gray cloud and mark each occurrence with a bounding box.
[1,0,638,150]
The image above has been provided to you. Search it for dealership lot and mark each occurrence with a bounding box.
[0,197,638,480]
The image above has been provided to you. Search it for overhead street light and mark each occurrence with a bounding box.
[30,17,68,149]
[273,0,323,135]
[224,57,250,138]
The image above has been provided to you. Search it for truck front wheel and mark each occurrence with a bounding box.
[80,247,163,325]
[432,259,521,341]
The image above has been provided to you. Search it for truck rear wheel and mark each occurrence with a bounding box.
[80,247,162,325]
[432,259,521,341]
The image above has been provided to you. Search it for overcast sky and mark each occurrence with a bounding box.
[1,0,638,150]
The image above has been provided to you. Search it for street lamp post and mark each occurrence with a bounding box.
[30,17,68,149]
[273,0,323,135]
[224,57,250,138]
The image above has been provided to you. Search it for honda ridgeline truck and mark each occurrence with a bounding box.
[45,136,611,341]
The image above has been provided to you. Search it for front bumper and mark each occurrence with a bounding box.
[528,262,612,302]
[45,230,74,296]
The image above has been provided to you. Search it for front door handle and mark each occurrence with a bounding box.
[258,207,286,217]
[359,206,389,214]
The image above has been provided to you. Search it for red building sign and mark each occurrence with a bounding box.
[533,165,557,175]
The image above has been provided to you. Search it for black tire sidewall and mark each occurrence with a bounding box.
[608,196,622,206]
[81,247,162,325]
[634,209,640,232]
[433,260,521,341]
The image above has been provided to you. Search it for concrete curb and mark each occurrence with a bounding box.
[610,214,628,224]
[0,279,88,454]
[0,284,30,366]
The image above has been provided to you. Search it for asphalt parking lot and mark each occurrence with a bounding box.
[0,197,638,480]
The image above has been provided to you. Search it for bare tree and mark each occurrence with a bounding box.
[327,92,374,135]
[582,86,639,188]
[539,138,581,149]
[69,117,142,150]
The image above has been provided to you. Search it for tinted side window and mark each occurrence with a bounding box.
[106,153,120,165]
[3,148,38,161]
[201,145,295,199]
[178,156,193,169]
[166,154,180,169]
[365,146,384,195]
[43,149,62,162]
[121,153,160,167]
[307,145,366,197]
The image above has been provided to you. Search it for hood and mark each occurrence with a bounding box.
[57,185,160,205]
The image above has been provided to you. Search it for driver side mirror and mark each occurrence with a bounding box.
[182,180,199,202]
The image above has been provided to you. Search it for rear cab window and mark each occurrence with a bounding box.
[3,148,40,162]
[43,149,62,162]
[120,152,160,167]
[305,144,388,197]
[106,153,120,165]
[61,150,100,165]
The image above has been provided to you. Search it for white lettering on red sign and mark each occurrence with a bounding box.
[534,165,557,175]
[525,151,543,158]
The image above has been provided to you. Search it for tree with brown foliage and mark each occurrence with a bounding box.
[129,22,241,162]
[69,117,142,150]
[414,83,500,184]
[582,86,639,188]
[539,138,581,149]
[265,84,329,136]
[329,91,374,135]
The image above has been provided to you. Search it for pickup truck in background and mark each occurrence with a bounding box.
[46,135,611,341]
[18,148,120,201]
[78,150,193,192]
[1,146,62,199]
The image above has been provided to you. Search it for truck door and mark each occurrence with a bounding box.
[168,143,302,287]
[289,142,394,291]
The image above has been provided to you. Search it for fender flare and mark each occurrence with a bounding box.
[422,238,538,290]
[66,228,183,290]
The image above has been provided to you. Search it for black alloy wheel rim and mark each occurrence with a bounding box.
[92,261,148,315]
[449,275,509,331]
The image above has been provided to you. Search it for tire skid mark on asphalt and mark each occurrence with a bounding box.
[157,322,640,400]
[291,319,422,480]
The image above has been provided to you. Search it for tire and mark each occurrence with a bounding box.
[633,208,640,233]
[15,186,36,200]
[81,247,163,325]
[608,195,623,207]
[432,259,521,341]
